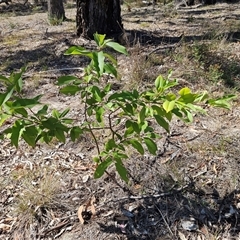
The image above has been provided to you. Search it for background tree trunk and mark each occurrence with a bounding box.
[48,0,66,21]
[76,0,123,39]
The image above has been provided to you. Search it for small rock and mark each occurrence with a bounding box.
[181,218,198,231]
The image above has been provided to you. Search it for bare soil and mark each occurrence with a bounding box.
[0,1,240,239]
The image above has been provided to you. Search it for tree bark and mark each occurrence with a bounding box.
[48,0,66,21]
[76,0,123,39]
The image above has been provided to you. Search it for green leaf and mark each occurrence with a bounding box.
[115,159,128,182]
[91,86,102,102]
[15,67,25,92]
[37,105,48,116]
[94,33,106,46]
[207,94,236,109]
[133,89,139,98]
[108,91,135,102]
[87,106,93,116]
[124,103,134,115]
[152,105,172,121]
[52,109,59,119]
[60,85,81,95]
[154,115,169,133]
[0,113,10,127]
[39,131,53,144]
[61,118,73,124]
[15,75,23,93]
[128,139,144,155]
[181,109,193,122]
[96,106,104,123]
[178,93,197,104]
[187,110,193,122]
[55,128,66,143]
[104,63,118,77]
[115,152,128,159]
[163,100,175,113]
[59,108,70,118]
[166,93,177,101]
[0,75,9,82]
[65,46,93,58]
[94,158,113,179]
[0,87,14,106]
[152,105,164,115]
[103,53,117,65]
[22,126,39,147]
[55,122,69,131]
[195,91,209,102]
[93,156,100,163]
[146,131,160,139]
[57,75,80,86]
[125,120,140,134]
[179,87,191,96]
[11,120,24,147]
[172,108,183,118]
[105,41,128,55]
[139,120,148,132]
[138,106,146,123]
[92,52,100,75]
[97,51,105,75]
[104,83,111,93]
[12,95,42,108]
[155,75,165,90]
[144,137,157,155]
[41,117,58,130]
[186,103,205,113]
[14,108,28,117]
[105,139,117,151]
[86,97,98,105]
[70,126,83,141]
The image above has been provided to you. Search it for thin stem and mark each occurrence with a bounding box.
[108,107,121,140]
[83,85,101,158]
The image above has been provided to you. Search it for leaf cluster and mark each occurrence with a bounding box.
[0,33,236,182]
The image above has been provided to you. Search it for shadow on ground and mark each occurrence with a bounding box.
[94,186,240,239]
[0,34,89,74]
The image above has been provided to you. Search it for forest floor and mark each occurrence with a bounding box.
[0,1,240,239]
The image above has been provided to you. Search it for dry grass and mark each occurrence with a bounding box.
[11,167,60,214]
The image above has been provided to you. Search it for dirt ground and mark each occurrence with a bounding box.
[0,1,240,239]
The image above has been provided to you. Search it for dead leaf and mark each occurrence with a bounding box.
[77,205,85,224]
[102,210,114,217]
[90,197,96,216]
[161,157,170,164]
[85,199,91,211]
[77,197,96,224]
[212,163,217,175]
[0,223,11,231]
[134,184,141,190]
[82,174,89,183]
[200,224,209,237]
[178,231,188,240]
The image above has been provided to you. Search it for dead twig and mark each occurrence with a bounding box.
[154,201,174,236]
[40,219,70,236]
[97,184,190,207]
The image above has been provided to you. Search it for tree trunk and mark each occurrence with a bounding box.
[48,0,66,22]
[76,0,123,39]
